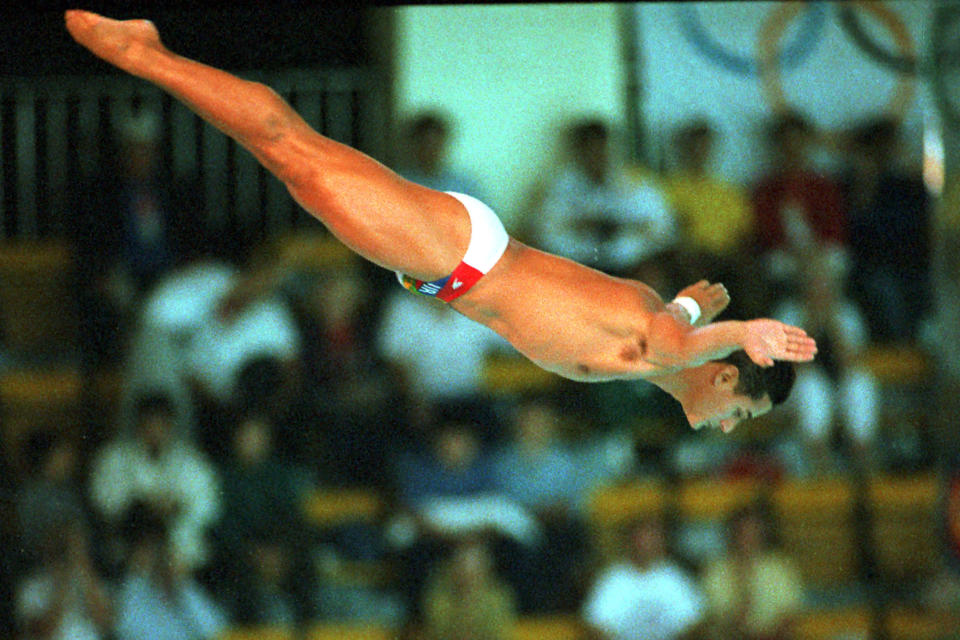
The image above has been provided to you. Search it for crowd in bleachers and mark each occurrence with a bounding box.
[1,105,960,640]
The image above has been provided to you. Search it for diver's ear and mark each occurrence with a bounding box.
[713,364,740,390]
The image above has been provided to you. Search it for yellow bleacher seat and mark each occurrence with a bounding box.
[861,344,931,386]
[772,479,858,588]
[885,607,959,640]
[306,623,397,640]
[0,240,77,353]
[514,615,583,640]
[675,478,762,520]
[588,480,668,560]
[795,606,872,640]
[303,489,384,527]
[481,352,561,395]
[272,232,357,271]
[867,474,941,581]
[0,366,83,472]
[220,628,294,640]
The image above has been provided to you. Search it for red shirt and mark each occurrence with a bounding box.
[752,170,847,250]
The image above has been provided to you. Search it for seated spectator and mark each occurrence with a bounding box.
[530,118,677,279]
[396,111,486,198]
[701,505,804,640]
[752,111,848,306]
[14,523,112,640]
[15,430,89,567]
[209,411,313,620]
[841,116,931,342]
[773,262,879,471]
[89,393,221,572]
[422,537,517,640]
[583,514,704,640]
[389,418,539,617]
[494,399,589,612]
[114,503,228,640]
[290,266,402,484]
[664,119,758,319]
[232,527,300,627]
[376,289,509,437]
[71,106,203,371]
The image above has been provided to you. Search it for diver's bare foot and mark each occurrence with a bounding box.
[675,280,730,326]
[65,10,164,75]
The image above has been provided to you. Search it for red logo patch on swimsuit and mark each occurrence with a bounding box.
[436,262,484,301]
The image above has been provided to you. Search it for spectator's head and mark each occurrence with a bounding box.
[675,119,715,173]
[624,515,668,569]
[23,429,77,483]
[247,526,292,588]
[305,267,366,326]
[568,118,610,184]
[769,111,813,170]
[850,116,900,169]
[406,112,450,176]
[433,421,481,472]
[726,504,773,558]
[513,400,560,456]
[116,107,161,179]
[133,392,176,456]
[233,412,274,467]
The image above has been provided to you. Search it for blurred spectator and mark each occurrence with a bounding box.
[231,528,300,627]
[377,290,508,435]
[700,505,804,640]
[71,106,202,370]
[841,117,931,342]
[89,393,221,572]
[124,257,302,457]
[772,261,879,471]
[15,431,89,566]
[664,119,758,318]
[422,537,517,640]
[14,524,112,640]
[493,399,589,612]
[114,503,228,640]
[396,111,486,198]
[209,411,313,621]
[530,118,677,279]
[290,266,401,484]
[583,515,704,640]
[752,112,848,302]
[389,419,539,616]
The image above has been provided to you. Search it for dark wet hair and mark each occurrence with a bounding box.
[720,350,796,405]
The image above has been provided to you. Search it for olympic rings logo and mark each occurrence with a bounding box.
[675,1,920,122]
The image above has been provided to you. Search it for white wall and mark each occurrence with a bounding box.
[394,4,626,229]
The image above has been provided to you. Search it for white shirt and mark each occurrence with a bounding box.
[89,439,220,569]
[377,291,510,401]
[534,166,676,271]
[583,561,704,640]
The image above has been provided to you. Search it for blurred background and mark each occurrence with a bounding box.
[1,2,959,639]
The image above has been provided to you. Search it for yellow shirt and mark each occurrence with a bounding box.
[701,552,804,637]
[663,172,755,256]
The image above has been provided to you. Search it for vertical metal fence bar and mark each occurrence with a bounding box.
[170,103,198,179]
[45,93,69,235]
[15,90,37,238]
[202,121,230,231]
[76,92,100,177]
[325,90,354,145]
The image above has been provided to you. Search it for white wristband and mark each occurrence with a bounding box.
[672,296,701,324]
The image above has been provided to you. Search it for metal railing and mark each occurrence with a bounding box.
[0,66,388,240]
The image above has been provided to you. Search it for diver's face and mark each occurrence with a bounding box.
[682,367,773,433]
